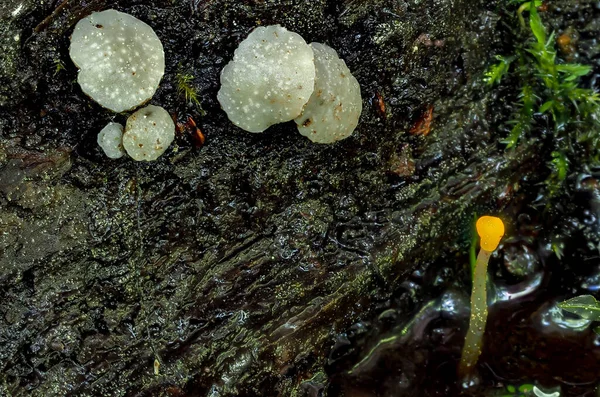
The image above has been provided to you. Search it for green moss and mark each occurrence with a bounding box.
[485,1,600,192]
[176,72,206,115]
[53,58,65,76]
[483,55,514,86]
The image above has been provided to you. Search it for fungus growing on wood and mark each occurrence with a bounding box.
[217,25,315,133]
[122,105,175,161]
[69,9,165,113]
[294,43,362,144]
[97,122,125,159]
[459,215,505,377]
[217,25,362,142]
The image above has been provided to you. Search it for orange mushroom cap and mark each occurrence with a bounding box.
[476,215,505,252]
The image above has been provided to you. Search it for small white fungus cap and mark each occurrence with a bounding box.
[294,43,362,144]
[97,122,125,159]
[217,25,316,133]
[122,105,174,161]
[69,9,165,113]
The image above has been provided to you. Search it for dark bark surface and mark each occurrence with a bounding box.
[1,0,599,396]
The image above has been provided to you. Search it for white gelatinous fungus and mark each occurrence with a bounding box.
[122,105,174,161]
[69,9,165,113]
[217,25,316,133]
[97,122,125,159]
[294,43,362,143]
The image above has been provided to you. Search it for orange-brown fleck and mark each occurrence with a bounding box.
[410,105,434,136]
[538,1,548,12]
[557,28,578,60]
[557,34,571,47]
[375,92,385,116]
[194,128,205,147]
[187,116,205,147]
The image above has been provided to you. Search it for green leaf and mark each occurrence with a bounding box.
[558,295,600,321]
[504,122,523,148]
[556,64,592,77]
[539,100,554,113]
[517,1,543,27]
[550,151,569,182]
[518,384,534,393]
[507,385,516,393]
[551,241,564,260]
[557,63,592,82]
[504,85,537,148]
[567,87,599,104]
[529,3,546,45]
[484,55,514,86]
[545,31,556,54]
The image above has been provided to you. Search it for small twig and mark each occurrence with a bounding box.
[34,0,71,33]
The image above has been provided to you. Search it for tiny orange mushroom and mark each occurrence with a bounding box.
[459,215,505,378]
[476,215,505,252]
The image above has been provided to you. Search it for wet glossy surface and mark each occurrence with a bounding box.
[0,0,599,396]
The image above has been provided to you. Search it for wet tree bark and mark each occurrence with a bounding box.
[1,0,598,396]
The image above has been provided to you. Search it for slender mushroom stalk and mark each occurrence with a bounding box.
[459,215,505,378]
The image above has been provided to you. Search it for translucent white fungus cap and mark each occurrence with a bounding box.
[69,9,165,113]
[97,122,125,159]
[122,105,174,161]
[294,43,362,144]
[217,25,316,133]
